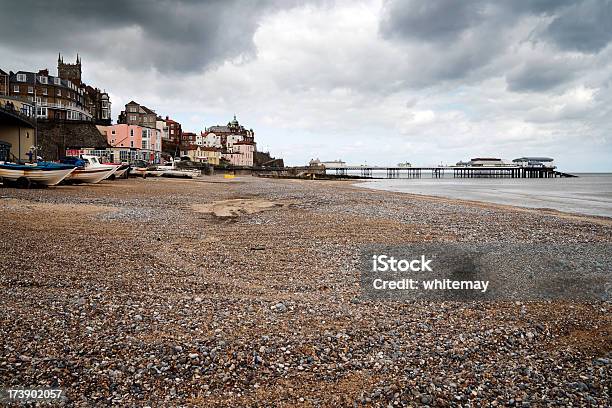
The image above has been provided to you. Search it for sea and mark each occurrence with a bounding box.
[356,173,612,218]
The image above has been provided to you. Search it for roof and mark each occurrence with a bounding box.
[141,105,156,114]
[206,125,231,133]
[0,69,7,75]
[513,157,553,162]
[470,157,502,161]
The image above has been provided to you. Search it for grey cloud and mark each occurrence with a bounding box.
[543,0,612,53]
[380,0,485,42]
[506,58,582,92]
[0,0,305,74]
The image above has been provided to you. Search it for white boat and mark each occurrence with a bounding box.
[62,155,119,184]
[157,160,201,178]
[0,162,76,187]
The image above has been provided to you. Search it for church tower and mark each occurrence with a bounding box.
[57,53,82,85]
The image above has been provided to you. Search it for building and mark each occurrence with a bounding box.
[227,141,255,166]
[310,158,346,168]
[97,123,161,163]
[202,115,255,149]
[0,69,8,96]
[156,117,169,141]
[512,157,555,168]
[181,131,197,145]
[117,101,157,129]
[468,157,512,167]
[57,54,111,124]
[202,115,256,166]
[0,95,36,161]
[1,54,110,124]
[164,116,182,143]
[7,69,92,121]
[181,145,221,165]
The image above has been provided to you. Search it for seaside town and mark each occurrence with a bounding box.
[0,54,284,187]
[1,1,611,406]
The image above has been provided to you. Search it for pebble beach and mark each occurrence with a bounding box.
[1,176,610,406]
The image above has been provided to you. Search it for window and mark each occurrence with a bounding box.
[57,89,61,96]
[130,141,134,148]
[130,129,134,137]
[13,85,19,93]
[129,106,137,112]
[39,76,48,84]
[42,87,47,95]
[28,86,33,94]
[111,130,116,135]
[16,73,26,82]
[36,96,41,103]
[54,78,60,85]
[36,107,48,118]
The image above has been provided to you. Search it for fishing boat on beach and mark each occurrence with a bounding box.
[156,160,201,179]
[102,163,130,180]
[62,155,119,184]
[0,162,76,188]
[129,160,149,178]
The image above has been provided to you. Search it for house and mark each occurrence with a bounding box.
[181,145,222,165]
[97,123,161,163]
[117,101,157,129]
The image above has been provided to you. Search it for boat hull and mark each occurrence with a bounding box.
[0,165,75,186]
[161,169,200,178]
[114,167,128,178]
[68,167,116,184]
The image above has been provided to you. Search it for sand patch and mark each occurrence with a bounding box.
[192,198,286,218]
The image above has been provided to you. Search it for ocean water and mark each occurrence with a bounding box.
[358,173,612,218]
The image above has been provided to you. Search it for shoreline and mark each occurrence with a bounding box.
[351,179,612,225]
[1,176,610,406]
[349,181,612,226]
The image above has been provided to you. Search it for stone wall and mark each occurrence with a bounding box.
[37,120,109,160]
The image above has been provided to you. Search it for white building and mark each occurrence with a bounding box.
[512,157,555,168]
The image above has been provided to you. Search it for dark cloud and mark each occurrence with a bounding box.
[379,0,485,42]
[543,0,612,53]
[506,59,582,92]
[0,0,304,73]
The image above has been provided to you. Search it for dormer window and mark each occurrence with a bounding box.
[16,73,26,82]
[54,78,60,85]
[39,76,48,84]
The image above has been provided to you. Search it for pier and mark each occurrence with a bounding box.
[325,166,576,179]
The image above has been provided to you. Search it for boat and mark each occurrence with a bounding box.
[129,160,149,178]
[157,160,201,179]
[0,161,76,187]
[102,163,130,180]
[61,155,119,184]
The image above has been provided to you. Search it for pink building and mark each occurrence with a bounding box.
[223,141,255,167]
[99,124,161,163]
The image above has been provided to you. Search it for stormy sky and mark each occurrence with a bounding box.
[1,0,611,170]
